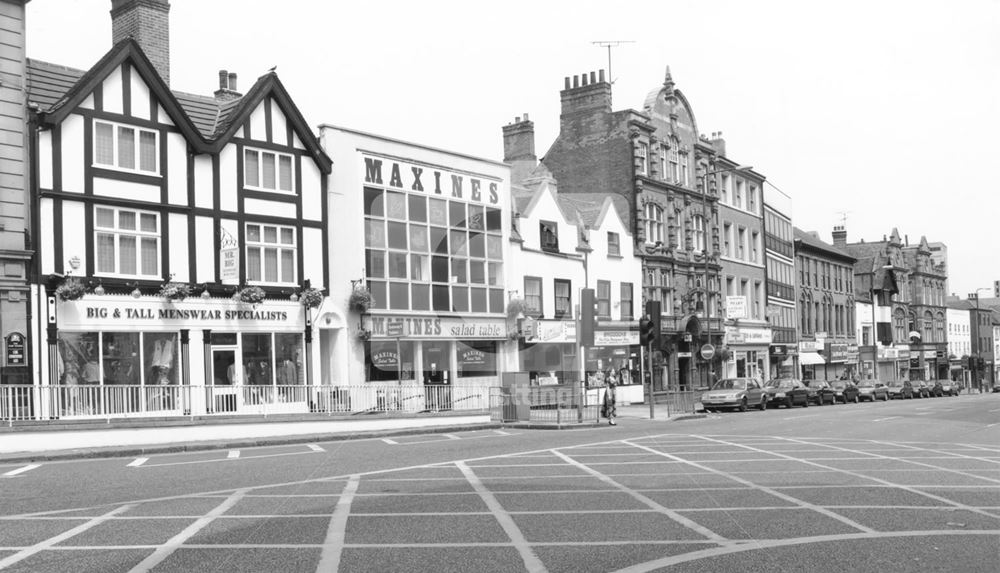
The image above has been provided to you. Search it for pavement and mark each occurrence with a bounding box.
[0,402,700,463]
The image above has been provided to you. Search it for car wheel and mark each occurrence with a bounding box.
[739,398,748,413]
[758,397,767,411]
[785,397,793,409]
[854,394,860,404]
[883,392,889,402]
[802,397,809,408]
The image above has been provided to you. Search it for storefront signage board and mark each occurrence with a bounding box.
[726,296,747,319]
[58,298,302,330]
[367,314,507,340]
[524,320,576,344]
[727,326,772,345]
[594,329,638,347]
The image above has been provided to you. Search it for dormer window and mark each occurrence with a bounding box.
[245,148,294,193]
[94,120,158,174]
[540,221,559,253]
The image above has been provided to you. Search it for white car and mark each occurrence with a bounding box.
[700,378,767,412]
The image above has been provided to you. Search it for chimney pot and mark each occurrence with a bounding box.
[589,71,596,84]
[228,72,237,92]
[564,77,570,90]
[598,69,605,83]
[581,73,588,86]
[523,113,529,121]
[573,75,579,88]
[218,69,228,89]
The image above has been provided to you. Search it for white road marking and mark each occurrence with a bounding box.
[316,475,360,572]
[382,438,398,445]
[494,430,511,436]
[552,449,726,542]
[0,504,133,569]
[457,461,547,572]
[872,416,901,422]
[126,490,247,573]
[127,458,149,467]
[227,450,240,459]
[307,444,325,452]
[2,464,40,477]
[443,433,461,440]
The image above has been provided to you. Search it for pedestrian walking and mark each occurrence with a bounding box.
[602,366,618,426]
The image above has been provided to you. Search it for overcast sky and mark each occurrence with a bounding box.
[26,0,1000,299]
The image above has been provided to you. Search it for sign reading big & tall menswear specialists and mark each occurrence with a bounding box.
[59,298,301,329]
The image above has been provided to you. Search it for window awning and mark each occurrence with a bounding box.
[799,352,826,366]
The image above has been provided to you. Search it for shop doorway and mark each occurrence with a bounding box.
[423,341,451,411]
[211,347,238,413]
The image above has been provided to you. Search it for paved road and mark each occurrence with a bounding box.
[1,394,998,572]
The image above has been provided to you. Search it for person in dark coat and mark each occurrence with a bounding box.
[602,366,618,425]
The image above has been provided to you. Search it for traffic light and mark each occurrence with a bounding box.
[642,300,661,348]
[579,288,596,347]
[639,317,654,346]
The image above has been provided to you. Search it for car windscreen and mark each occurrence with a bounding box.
[857,381,875,388]
[712,380,746,390]
[765,380,795,388]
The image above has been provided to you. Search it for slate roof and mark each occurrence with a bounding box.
[793,227,856,262]
[556,193,629,230]
[25,40,330,172]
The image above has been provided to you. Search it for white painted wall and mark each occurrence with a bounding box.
[168,213,190,282]
[102,65,123,115]
[219,145,237,212]
[244,197,296,219]
[61,114,84,194]
[93,177,159,202]
[947,307,970,358]
[167,132,187,205]
[271,100,288,146]
[130,70,150,120]
[193,155,213,209]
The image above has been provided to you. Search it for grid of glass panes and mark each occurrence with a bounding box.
[364,186,504,313]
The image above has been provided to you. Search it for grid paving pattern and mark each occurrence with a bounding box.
[2,434,999,572]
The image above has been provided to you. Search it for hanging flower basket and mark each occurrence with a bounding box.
[55,277,87,301]
[506,297,527,320]
[349,288,373,313]
[356,328,372,341]
[159,282,191,302]
[233,286,267,305]
[299,287,324,309]
[507,329,521,342]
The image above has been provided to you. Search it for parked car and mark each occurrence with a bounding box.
[928,380,945,397]
[830,380,860,403]
[912,381,930,398]
[937,380,959,396]
[856,380,889,402]
[885,380,914,400]
[763,378,812,408]
[805,380,837,405]
[700,377,767,412]
[993,381,1000,393]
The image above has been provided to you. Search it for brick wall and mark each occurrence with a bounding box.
[111,0,170,84]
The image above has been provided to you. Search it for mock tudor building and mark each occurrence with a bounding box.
[27,0,331,418]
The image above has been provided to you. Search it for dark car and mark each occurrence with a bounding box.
[805,380,837,405]
[928,380,945,397]
[699,377,767,412]
[937,380,960,396]
[886,380,914,400]
[763,378,811,408]
[856,380,889,402]
[830,380,860,403]
[912,381,930,398]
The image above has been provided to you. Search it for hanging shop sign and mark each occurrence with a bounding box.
[366,314,506,340]
[220,228,239,283]
[824,343,849,363]
[5,332,25,366]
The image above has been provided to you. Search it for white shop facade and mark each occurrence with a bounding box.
[46,295,311,418]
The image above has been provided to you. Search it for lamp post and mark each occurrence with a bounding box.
[699,164,753,386]
[970,287,991,392]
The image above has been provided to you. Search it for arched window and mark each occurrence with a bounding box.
[935,312,945,344]
[668,143,679,183]
[923,310,934,341]
[644,203,663,244]
[893,308,907,343]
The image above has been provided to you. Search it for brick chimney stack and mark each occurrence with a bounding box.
[832,225,847,249]
[111,0,171,85]
[502,114,537,184]
[214,69,243,102]
[560,69,611,119]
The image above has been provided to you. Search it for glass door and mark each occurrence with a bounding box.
[210,347,239,413]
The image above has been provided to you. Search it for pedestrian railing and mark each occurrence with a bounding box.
[1,383,493,423]
[489,383,600,426]
[660,390,701,415]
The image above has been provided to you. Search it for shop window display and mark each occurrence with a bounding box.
[457,340,497,378]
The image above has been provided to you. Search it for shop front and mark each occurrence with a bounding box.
[364,313,506,411]
[907,345,948,381]
[768,344,795,378]
[798,340,825,380]
[44,295,308,419]
[519,318,577,386]
[724,325,771,383]
[821,342,854,381]
[586,320,641,403]
[875,344,910,382]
